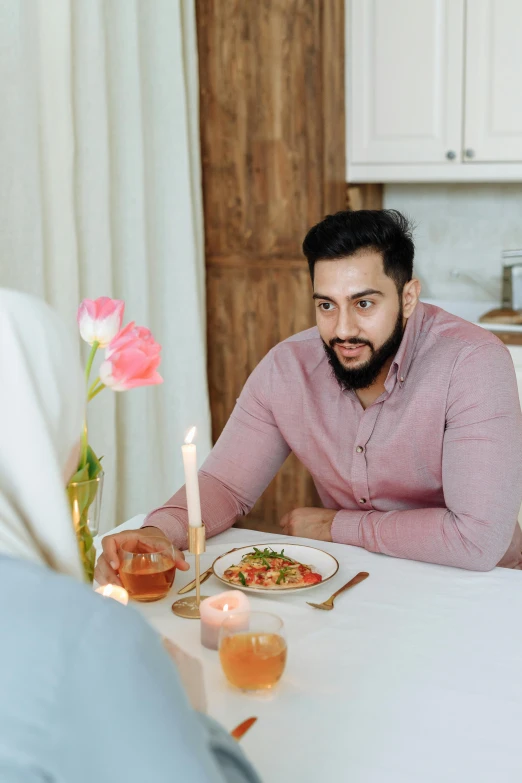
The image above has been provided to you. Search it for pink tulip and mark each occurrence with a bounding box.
[77,297,125,348]
[105,322,158,359]
[99,322,163,391]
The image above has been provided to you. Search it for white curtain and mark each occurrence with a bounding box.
[0,0,212,531]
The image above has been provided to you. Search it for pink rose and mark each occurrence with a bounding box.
[77,297,125,348]
[99,322,163,391]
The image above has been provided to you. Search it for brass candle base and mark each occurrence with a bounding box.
[171,526,208,619]
[171,595,209,619]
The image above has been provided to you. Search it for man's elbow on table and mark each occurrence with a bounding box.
[451,512,520,572]
[466,551,501,573]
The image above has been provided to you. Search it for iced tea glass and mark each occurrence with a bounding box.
[118,538,176,602]
[218,611,287,692]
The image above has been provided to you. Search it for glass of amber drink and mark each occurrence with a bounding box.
[218,612,287,692]
[118,538,177,602]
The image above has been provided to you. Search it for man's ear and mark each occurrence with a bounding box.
[402,279,421,319]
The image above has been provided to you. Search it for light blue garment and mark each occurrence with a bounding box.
[0,556,261,783]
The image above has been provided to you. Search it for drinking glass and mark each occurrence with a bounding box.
[118,538,177,602]
[218,611,287,691]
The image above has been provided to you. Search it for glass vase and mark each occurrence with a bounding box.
[67,472,104,583]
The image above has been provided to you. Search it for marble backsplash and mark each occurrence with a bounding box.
[384,184,522,305]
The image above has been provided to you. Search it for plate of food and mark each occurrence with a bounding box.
[212,543,339,593]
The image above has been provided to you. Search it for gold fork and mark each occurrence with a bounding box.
[307,571,369,610]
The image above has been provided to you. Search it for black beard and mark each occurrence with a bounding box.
[322,308,405,392]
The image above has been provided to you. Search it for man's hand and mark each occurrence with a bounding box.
[94,526,189,586]
[279,507,336,541]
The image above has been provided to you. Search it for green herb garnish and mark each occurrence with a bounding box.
[276,567,290,585]
[238,571,247,586]
[242,547,296,566]
[246,548,269,569]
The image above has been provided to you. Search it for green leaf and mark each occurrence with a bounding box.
[67,476,97,519]
[76,518,96,583]
[85,445,103,480]
[238,571,247,586]
[276,567,286,585]
[242,547,295,565]
[66,441,101,583]
[276,565,295,585]
[69,464,90,484]
[80,521,94,552]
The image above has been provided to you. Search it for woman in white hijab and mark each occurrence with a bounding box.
[0,289,260,783]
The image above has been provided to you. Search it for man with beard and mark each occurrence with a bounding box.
[95,209,522,582]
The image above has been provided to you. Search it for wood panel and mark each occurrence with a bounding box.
[197,0,337,259]
[206,263,314,437]
[346,183,384,211]
[196,0,373,533]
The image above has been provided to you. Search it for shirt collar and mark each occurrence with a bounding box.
[384,301,426,393]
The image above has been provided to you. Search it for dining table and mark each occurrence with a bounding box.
[96,515,522,783]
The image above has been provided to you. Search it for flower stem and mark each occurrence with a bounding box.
[85,341,100,385]
[81,342,99,469]
[81,419,88,469]
[88,383,106,402]
[88,376,101,397]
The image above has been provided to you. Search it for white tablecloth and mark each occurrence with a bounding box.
[98,516,522,783]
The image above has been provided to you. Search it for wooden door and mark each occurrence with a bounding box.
[196,0,349,532]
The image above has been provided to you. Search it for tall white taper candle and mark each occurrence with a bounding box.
[182,426,202,528]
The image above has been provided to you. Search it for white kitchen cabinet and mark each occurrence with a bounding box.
[347,0,522,182]
[349,0,464,166]
[464,0,522,163]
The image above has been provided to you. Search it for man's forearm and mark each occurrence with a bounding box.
[143,471,246,549]
[332,506,518,571]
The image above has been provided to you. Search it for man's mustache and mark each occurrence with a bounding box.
[329,337,373,349]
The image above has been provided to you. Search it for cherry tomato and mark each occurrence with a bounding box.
[303,572,322,585]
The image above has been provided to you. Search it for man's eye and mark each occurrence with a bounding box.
[357,300,373,310]
[319,302,335,311]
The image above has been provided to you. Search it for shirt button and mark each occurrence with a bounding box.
[356,446,364,453]
[359,498,366,504]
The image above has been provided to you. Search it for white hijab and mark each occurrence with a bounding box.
[0,289,85,580]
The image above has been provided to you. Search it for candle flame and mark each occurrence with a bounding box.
[184,426,196,445]
[95,583,129,605]
[223,604,229,612]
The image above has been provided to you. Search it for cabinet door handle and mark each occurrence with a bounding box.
[446,150,456,160]
[464,148,475,159]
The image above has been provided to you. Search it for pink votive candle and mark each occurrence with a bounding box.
[199,591,250,650]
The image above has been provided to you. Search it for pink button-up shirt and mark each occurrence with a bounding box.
[146,302,522,570]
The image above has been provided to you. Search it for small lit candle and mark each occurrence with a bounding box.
[199,591,250,650]
[182,426,202,528]
[95,583,129,605]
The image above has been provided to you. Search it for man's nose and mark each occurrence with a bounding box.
[334,307,359,342]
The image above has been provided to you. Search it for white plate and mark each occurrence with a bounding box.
[212,542,339,594]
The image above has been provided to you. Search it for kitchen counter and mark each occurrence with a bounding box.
[422,299,522,344]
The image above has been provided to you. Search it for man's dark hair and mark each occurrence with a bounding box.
[302,209,415,293]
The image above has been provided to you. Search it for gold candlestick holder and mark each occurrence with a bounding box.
[171,525,209,619]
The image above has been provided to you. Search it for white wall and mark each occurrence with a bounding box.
[384,184,522,303]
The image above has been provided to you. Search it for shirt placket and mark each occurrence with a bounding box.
[350,402,383,509]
